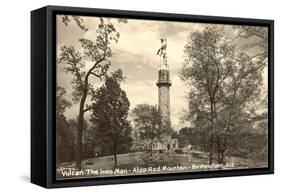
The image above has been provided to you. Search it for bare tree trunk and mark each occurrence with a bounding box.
[113,143,117,169]
[217,136,223,164]
[221,137,227,165]
[209,102,215,164]
[76,90,87,170]
[85,141,88,159]
[216,136,227,164]
[209,134,214,164]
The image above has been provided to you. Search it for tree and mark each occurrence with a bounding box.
[61,15,88,32]
[90,69,132,168]
[56,86,71,117]
[60,15,127,32]
[131,104,162,150]
[58,18,122,169]
[180,26,266,164]
[233,26,268,58]
[233,26,268,163]
[56,86,73,163]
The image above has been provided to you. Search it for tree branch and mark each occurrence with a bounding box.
[246,28,267,40]
[83,106,93,113]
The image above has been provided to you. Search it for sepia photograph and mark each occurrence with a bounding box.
[55,14,269,180]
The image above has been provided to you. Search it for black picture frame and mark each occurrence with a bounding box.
[31,5,274,188]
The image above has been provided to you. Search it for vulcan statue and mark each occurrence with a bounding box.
[157,38,168,69]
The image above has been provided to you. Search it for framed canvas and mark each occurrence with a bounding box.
[31,5,274,188]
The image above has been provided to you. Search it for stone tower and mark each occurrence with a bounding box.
[156,38,171,134]
[156,69,171,131]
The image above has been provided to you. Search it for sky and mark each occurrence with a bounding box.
[56,15,268,130]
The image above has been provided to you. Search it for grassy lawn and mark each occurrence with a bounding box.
[56,151,267,179]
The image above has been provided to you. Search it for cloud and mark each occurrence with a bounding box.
[110,48,157,82]
[121,80,157,110]
[170,75,188,130]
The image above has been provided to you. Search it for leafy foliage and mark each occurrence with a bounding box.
[57,17,123,169]
[132,104,161,140]
[56,86,71,117]
[180,25,267,164]
[61,15,88,32]
[56,86,75,163]
[233,26,268,63]
[131,104,163,151]
[90,69,132,167]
